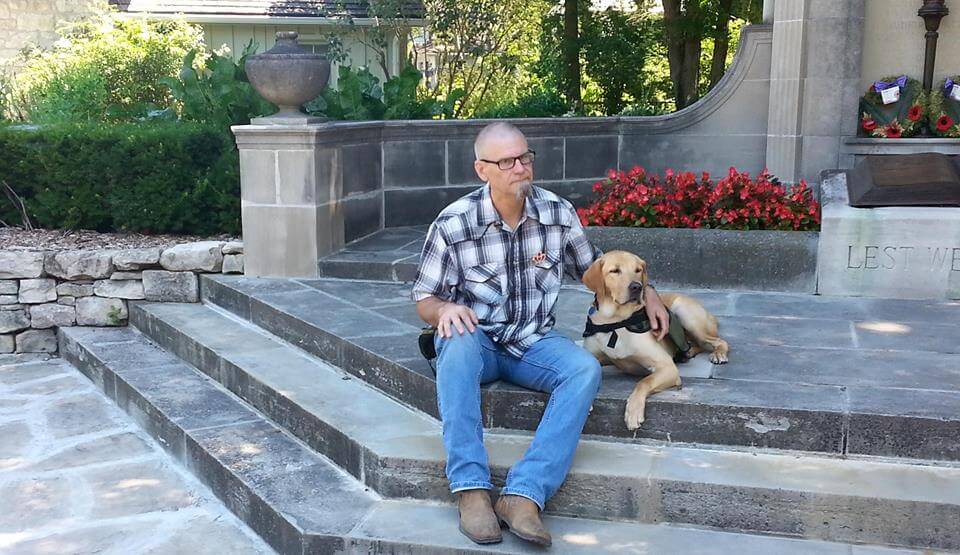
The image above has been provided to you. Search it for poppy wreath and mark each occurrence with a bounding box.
[859,75,925,138]
[926,75,960,138]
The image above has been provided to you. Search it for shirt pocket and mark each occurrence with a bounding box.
[531,250,562,292]
[462,262,505,305]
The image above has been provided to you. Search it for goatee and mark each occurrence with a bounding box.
[515,180,532,201]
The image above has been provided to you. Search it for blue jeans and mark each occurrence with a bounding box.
[434,328,601,510]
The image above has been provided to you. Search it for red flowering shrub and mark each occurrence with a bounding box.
[577,167,821,231]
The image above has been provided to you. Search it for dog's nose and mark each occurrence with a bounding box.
[629,281,644,292]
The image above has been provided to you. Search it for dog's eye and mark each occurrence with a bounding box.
[636,268,642,273]
[609,268,621,274]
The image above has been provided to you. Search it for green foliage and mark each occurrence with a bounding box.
[9,9,203,123]
[160,43,274,128]
[417,0,549,117]
[309,65,460,120]
[581,8,654,115]
[473,85,566,119]
[0,122,238,234]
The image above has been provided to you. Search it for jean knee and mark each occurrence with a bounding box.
[569,353,601,392]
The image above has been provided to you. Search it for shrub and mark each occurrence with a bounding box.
[10,9,202,122]
[578,166,821,231]
[0,122,238,234]
[473,85,567,119]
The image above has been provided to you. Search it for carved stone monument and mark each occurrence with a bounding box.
[817,171,960,299]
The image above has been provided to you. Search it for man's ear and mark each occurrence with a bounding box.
[582,258,605,298]
[474,160,489,182]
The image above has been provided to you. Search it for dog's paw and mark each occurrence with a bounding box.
[710,352,729,364]
[624,396,646,431]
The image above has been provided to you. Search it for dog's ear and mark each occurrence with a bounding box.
[582,258,606,298]
[640,260,649,289]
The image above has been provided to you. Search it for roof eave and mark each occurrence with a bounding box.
[116,11,425,26]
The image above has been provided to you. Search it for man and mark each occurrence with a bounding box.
[411,122,668,547]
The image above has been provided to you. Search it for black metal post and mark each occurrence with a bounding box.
[918,0,949,136]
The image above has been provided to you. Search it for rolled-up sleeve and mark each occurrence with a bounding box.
[564,207,601,281]
[411,222,458,302]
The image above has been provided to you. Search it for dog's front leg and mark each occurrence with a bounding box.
[624,359,681,431]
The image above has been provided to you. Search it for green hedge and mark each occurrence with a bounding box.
[0,122,239,235]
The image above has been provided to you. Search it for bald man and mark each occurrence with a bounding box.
[411,122,668,546]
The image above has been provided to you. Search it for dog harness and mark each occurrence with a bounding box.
[582,306,693,362]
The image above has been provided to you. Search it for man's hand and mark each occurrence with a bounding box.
[436,302,479,338]
[644,287,669,341]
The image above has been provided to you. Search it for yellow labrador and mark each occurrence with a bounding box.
[581,251,730,430]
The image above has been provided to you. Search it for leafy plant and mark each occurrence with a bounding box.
[9,9,202,123]
[309,65,460,121]
[160,42,274,128]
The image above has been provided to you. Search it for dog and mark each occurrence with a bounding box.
[581,251,730,430]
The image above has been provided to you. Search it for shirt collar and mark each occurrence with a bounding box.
[476,184,541,228]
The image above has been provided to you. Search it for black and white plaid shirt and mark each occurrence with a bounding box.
[411,185,600,357]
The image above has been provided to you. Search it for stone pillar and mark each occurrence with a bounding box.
[765,0,865,186]
[232,125,343,278]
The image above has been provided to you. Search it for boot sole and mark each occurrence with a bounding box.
[458,523,502,545]
[497,517,552,548]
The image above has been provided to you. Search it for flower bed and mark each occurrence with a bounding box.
[574,166,820,292]
[577,167,821,231]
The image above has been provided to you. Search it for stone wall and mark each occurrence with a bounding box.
[0,241,243,353]
[861,0,960,93]
[0,0,100,64]
[232,25,773,278]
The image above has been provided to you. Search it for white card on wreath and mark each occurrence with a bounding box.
[951,84,960,101]
[881,86,900,105]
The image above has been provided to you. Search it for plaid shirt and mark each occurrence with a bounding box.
[411,185,599,357]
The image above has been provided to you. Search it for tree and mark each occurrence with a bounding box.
[659,0,762,110]
[661,0,704,110]
[413,0,548,117]
[562,0,582,112]
[580,8,653,114]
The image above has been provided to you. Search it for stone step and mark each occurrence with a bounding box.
[199,274,960,462]
[126,301,960,550]
[54,327,918,555]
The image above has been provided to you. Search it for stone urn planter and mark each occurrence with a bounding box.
[245,31,330,123]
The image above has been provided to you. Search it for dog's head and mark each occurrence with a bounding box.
[582,251,649,310]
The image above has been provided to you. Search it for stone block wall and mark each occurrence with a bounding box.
[233,25,773,278]
[0,241,244,353]
[0,0,100,64]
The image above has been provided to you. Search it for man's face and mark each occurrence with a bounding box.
[474,133,534,201]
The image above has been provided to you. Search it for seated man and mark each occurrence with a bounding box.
[411,122,668,546]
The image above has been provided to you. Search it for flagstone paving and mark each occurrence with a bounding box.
[0,356,275,555]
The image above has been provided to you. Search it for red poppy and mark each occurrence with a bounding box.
[862,118,877,131]
[907,104,923,121]
[885,126,902,138]
[937,115,955,132]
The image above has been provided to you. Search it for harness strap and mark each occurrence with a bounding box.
[583,308,693,361]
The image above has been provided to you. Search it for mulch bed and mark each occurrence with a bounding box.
[0,227,240,252]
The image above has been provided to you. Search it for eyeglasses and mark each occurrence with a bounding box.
[479,149,536,170]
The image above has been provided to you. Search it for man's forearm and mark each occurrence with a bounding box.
[416,296,449,327]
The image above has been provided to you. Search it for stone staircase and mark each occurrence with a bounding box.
[55,235,960,553]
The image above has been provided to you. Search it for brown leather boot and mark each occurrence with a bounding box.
[457,489,502,545]
[494,494,551,547]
